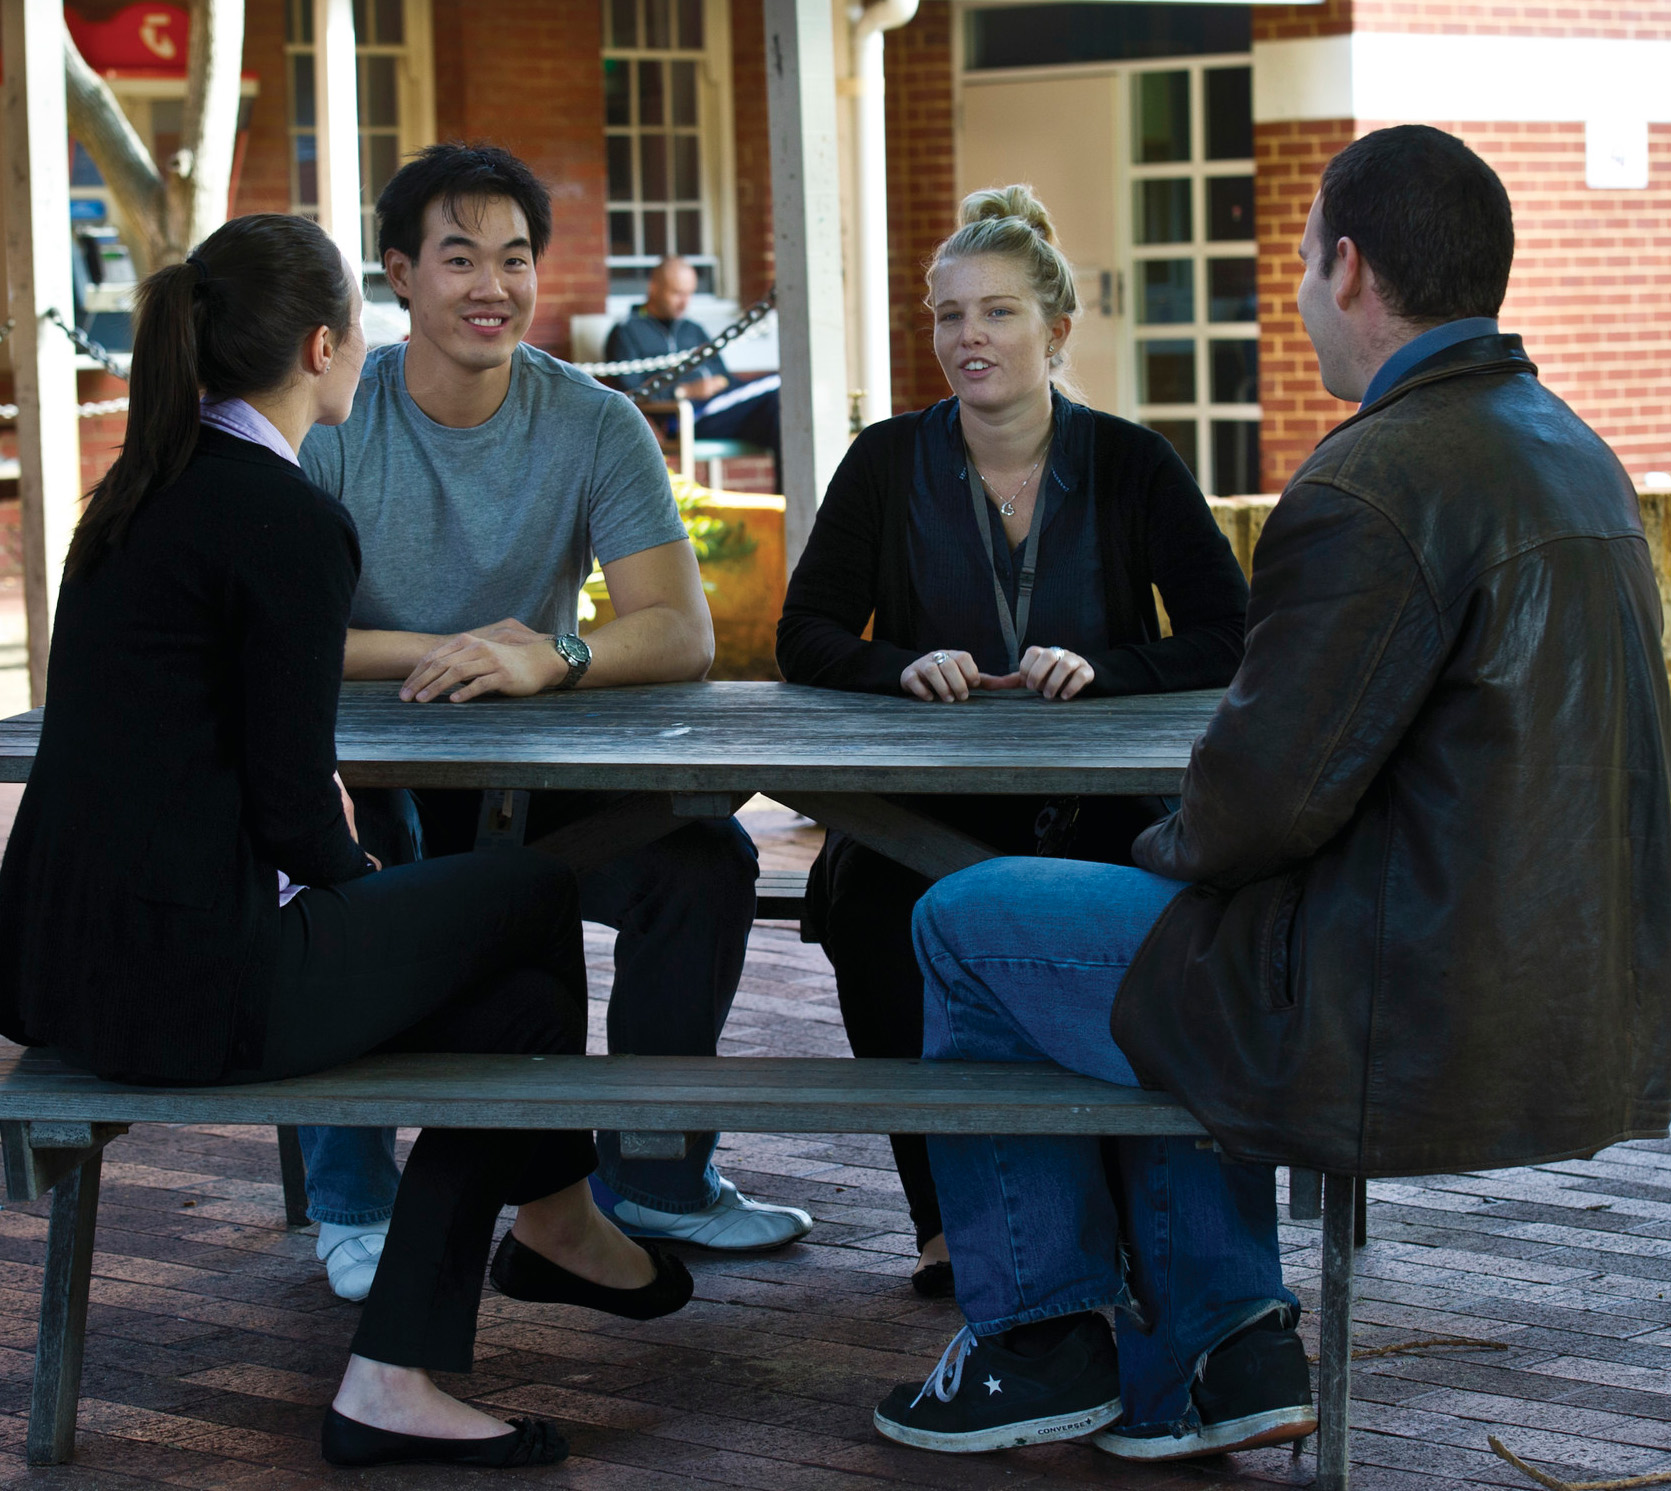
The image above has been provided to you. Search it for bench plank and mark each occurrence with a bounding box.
[0,1052,1208,1138]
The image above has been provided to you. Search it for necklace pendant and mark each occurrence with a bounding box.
[1000,499,1017,517]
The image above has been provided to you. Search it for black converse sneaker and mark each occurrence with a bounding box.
[1092,1311,1316,1461]
[873,1314,1122,1454]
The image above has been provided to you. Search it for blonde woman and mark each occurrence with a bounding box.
[776,187,1249,1294]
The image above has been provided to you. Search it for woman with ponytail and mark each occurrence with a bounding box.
[0,215,690,1469]
[776,185,1251,1295]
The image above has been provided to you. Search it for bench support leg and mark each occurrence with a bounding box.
[276,1127,310,1228]
[28,1152,102,1466]
[1315,1171,1356,1491]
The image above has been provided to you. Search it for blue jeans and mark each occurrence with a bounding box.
[915,857,1296,1432]
[299,794,758,1222]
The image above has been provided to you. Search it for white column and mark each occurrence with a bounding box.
[2,0,81,707]
[312,0,362,268]
[765,0,850,567]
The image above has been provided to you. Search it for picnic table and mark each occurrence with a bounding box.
[0,681,1363,1489]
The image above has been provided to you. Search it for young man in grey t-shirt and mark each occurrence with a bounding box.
[297,143,812,1302]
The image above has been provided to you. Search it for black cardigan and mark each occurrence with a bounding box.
[0,428,371,1081]
[776,404,1249,696]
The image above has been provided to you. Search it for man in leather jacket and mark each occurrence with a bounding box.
[870,126,1671,1464]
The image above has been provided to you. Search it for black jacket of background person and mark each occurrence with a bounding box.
[776,404,1250,696]
[1116,333,1671,1177]
[0,428,371,1081]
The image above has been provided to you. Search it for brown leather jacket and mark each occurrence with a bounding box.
[1114,334,1671,1176]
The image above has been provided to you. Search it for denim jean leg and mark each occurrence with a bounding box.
[296,1125,400,1225]
[913,857,1292,1423]
[584,818,758,1211]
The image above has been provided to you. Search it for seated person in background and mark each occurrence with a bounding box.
[871,126,1671,1464]
[0,214,691,1471]
[605,255,782,487]
[297,143,812,1305]
[776,183,1248,1299]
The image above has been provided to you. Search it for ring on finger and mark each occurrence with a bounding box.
[932,651,950,666]
[1051,646,1066,662]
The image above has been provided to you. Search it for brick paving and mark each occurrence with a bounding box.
[0,800,1668,1487]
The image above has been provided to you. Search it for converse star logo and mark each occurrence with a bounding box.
[984,1375,1003,1395]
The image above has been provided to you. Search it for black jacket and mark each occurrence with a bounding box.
[776,403,1249,696]
[0,428,371,1081]
[1115,335,1671,1176]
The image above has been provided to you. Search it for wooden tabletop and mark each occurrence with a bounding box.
[0,680,1220,794]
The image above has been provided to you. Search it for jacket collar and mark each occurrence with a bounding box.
[1316,333,1538,453]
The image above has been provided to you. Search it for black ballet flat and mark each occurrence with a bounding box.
[490,1230,693,1319]
[321,1407,567,1468]
[911,1259,956,1299]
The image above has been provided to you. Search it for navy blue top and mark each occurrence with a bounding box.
[907,392,1107,674]
[603,306,728,392]
[1360,317,1499,408]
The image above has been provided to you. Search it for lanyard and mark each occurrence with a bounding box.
[966,452,1049,674]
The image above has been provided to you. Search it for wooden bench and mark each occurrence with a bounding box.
[0,1049,1361,1487]
[755,867,809,921]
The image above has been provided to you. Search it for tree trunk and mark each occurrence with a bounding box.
[62,29,166,274]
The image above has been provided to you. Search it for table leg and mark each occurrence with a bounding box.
[28,1152,102,1466]
[1315,1171,1357,1491]
[771,792,999,882]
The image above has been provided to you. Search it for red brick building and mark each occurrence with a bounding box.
[1,0,1667,562]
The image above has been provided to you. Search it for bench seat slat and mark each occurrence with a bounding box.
[0,1053,1207,1138]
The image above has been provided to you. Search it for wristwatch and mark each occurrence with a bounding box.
[551,632,592,690]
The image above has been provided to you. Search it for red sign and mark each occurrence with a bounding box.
[65,4,190,73]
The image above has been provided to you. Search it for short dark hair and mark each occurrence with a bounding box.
[375,142,552,303]
[1318,125,1514,323]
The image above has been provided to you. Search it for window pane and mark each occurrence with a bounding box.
[678,0,703,49]
[639,60,664,124]
[1205,67,1251,160]
[1212,421,1260,494]
[375,0,404,43]
[671,59,697,126]
[640,134,668,200]
[1208,258,1257,322]
[1139,339,1195,404]
[1134,70,1189,163]
[1134,178,1191,245]
[71,141,105,187]
[674,134,700,199]
[645,0,671,47]
[676,207,702,254]
[1210,339,1258,403]
[607,135,633,200]
[1138,260,1193,324]
[362,56,398,127]
[291,53,316,128]
[644,210,668,256]
[609,209,635,255]
[1147,418,1198,478]
[604,58,630,125]
[609,0,636,48]
[1207,176,1254,240]
[295,134,318,207]
[365,133,399,204]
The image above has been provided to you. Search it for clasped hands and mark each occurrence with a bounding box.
[400,617,562,704]
[900,645,1095,703]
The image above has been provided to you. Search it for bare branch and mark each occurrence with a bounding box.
[171,0,244,251]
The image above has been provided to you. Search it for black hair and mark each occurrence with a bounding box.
[375,142,553,308]
[65,213,354,578]
[1318,125,1514,323]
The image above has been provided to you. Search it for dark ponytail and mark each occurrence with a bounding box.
[66,214,355,577]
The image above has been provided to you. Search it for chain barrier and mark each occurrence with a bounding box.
[44,307,129,381]
[570,288,778,403]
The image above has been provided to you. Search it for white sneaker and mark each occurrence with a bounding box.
[600,1176,813,1252]
[316,1220,388,1301]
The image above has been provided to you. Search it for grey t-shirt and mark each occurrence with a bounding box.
[300,342,687,636]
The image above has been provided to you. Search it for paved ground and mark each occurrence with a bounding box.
[0,801,1669,1489]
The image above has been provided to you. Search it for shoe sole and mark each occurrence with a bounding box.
[1091,1405,1318,1461]
[613,1220,812,1253]
[873,1397,1122,1453]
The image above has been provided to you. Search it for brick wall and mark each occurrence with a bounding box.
[1347,0,1671,37]
[1252,0,1354,41]
[883,0,956,414]
[235,0,295,215]
[731,0,774,304]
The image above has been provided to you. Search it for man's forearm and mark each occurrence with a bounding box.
[582,602,714,687]
[344,628,451,680]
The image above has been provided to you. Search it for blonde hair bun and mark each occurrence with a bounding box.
[959,184,1059,247]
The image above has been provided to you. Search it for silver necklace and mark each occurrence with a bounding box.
[969,450,1046,517]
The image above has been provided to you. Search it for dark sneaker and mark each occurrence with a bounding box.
[873,1316,1122,1453]
[1092,1312,1316,1461]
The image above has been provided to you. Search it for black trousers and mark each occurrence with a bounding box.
[229,849,598,1373]
[816,794,1165,1252]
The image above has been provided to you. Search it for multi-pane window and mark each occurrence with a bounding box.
[604,0,715,291]
[285,0,425,266]
[1130,63,1259,495]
